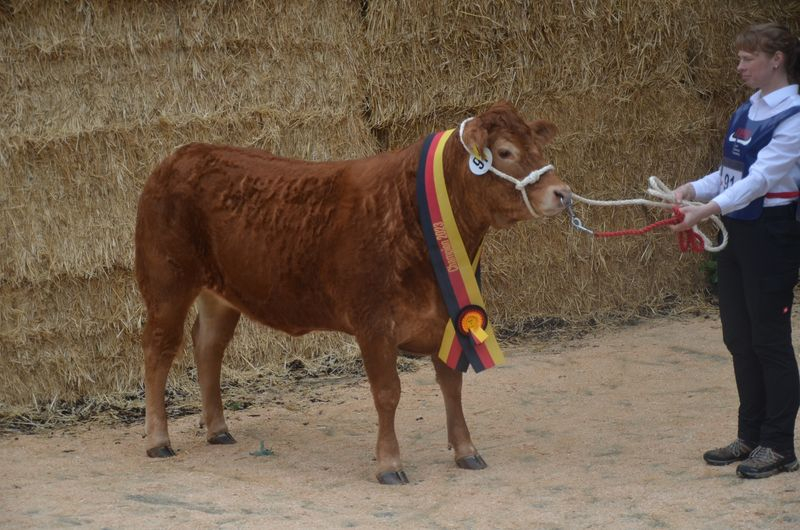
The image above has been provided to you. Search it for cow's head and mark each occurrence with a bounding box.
[459,101,571,227]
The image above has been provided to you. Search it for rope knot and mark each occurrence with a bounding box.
[671,205,684,223]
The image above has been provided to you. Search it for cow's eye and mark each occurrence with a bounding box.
[498,149,512,159]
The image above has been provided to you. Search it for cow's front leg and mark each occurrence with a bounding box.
[358,335,408,485]
[432,355,487,470]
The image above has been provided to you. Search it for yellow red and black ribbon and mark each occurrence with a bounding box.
[416,129,505,372]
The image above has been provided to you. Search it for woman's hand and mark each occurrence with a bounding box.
[672,183,696,203]
[670,201,721,232]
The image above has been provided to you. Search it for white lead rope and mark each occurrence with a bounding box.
[571,176,729,252]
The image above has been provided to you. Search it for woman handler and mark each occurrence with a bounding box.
[671,22,800,479]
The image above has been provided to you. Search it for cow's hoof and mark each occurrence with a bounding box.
[377,470,409,485]
[456,453,487,470]
[146,445,176,458]
[208,432,237,445]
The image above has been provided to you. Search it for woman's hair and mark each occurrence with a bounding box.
[735,23,800,83]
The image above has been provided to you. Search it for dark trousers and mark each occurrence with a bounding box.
[718,205,800,457]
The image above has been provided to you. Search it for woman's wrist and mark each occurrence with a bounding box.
[685,183,697,202]
[705,201,721,218]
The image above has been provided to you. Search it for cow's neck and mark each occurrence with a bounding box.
[439,139,493,259]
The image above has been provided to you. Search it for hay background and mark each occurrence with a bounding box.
[2,1,798,413]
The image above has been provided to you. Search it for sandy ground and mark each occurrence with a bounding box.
[3,313,800,529]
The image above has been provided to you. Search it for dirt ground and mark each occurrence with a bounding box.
[3,313,800,529]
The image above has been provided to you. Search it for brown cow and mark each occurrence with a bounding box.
[134,100,571,484]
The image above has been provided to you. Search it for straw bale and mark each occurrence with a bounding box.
[361,0,797,170]
[0,269,363,405]
[2,0,374,285]
[362,0,699,126]
[1,0,367,138]
[0,327,358,406]
[1,111,378,285]
[1,0,376,406]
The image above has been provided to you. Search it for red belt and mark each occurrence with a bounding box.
[765,191,800,199]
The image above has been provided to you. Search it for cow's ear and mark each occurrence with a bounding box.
[461,118,488,159]
[528,120,557,145]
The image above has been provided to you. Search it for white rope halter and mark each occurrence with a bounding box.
[458,117,554,217]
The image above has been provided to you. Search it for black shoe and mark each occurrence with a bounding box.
[703,438,753,466]
[736,446,800,479]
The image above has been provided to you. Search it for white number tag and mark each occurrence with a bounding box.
[720,157,744,191]
[468,147,493,175]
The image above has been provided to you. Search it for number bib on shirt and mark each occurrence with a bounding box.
[720,157,744,192]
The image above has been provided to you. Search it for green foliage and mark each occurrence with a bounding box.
[701,256,718,294]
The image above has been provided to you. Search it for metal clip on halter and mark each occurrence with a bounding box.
[560,196,594,235]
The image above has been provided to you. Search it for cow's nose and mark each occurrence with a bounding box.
[554,187,572,205]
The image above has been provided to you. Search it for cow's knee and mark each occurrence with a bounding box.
[373,386,400,412]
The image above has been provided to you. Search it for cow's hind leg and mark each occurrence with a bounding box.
[432,355,487,470]
[358,335,408,485]
[191,290,241,445]
[142,290,197,458]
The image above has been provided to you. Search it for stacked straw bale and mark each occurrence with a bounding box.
[1,0,373,407]
[1,0,797,408]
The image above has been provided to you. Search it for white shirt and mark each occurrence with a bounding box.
[691,84,800,215]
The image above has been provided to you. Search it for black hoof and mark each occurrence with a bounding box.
[377,470,409,485]
[208,432,237,445]
[146,446,176,458]
[456,453,488,470]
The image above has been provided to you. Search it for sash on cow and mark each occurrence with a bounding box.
[416,129,505,372]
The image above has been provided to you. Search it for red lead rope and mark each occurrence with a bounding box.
[593,206,704,253]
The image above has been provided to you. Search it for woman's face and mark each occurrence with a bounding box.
[736,49,779,90]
